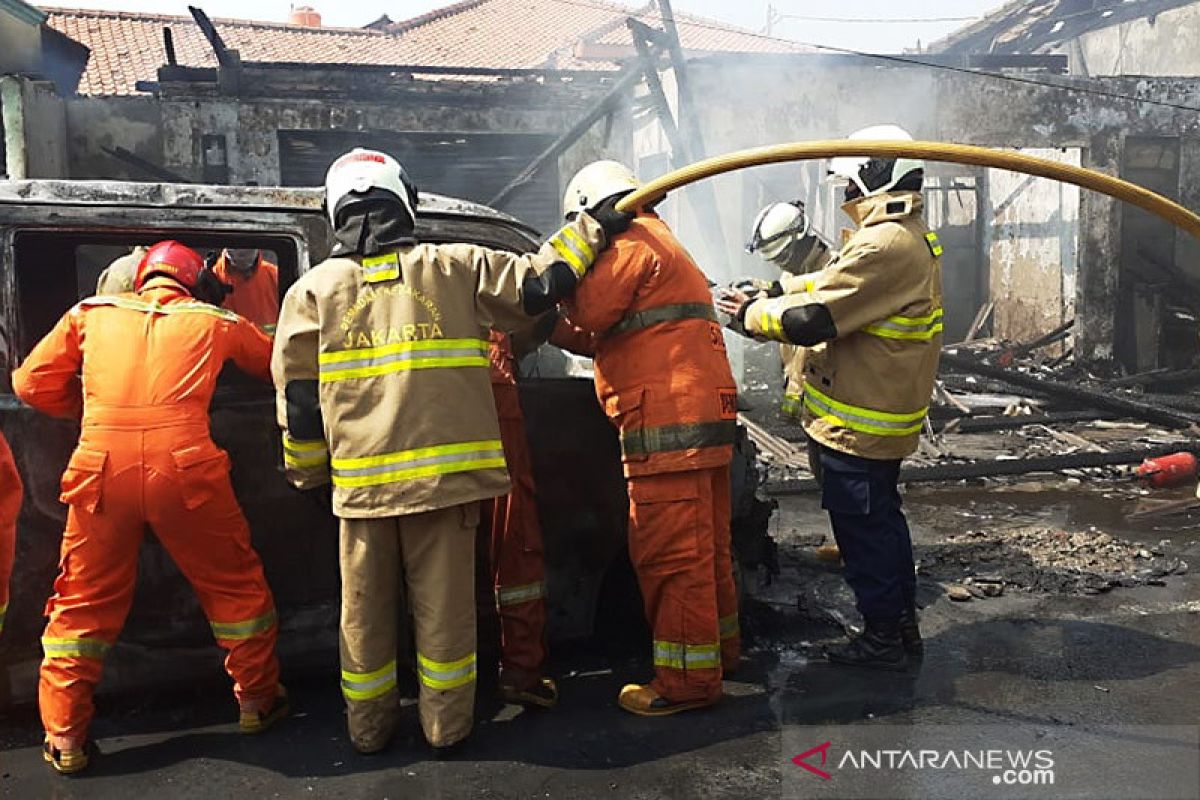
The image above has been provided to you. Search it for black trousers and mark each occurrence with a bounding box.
[810,441,915,621]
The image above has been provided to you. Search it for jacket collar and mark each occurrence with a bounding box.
[138,276,191,299]
[842,191,924,228]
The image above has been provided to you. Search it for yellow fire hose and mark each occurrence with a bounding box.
[614,140,1200,242]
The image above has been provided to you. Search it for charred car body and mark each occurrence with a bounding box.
[0,181,775,701]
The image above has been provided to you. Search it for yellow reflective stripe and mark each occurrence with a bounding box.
[42,636,111,660]
[561,226,595,265]
[925,231,944,257]
[210,609,277,641]
[0,601,7,635]
[862,308,945,341]
[361,253,401,283]
[261,323,278,335]
[758,299,787,342]
[331,439,505,489]
[549,226,594,277]
[653,640,720,670]
[417,652,477,690]
[781,392,802,416]
[81,296,239,322]
[803,383,927,437]
[497,581,546,607]
[341,660,398,701]
[318,338,489,382]
[320,338,488,365]
[283,433,329,468]
[719,614,740,640]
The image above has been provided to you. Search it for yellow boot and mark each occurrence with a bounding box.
[617,684,717,717]
[240,684,290,734]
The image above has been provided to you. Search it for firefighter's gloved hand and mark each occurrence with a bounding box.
[588,196,635,238]
[715,288,752,338]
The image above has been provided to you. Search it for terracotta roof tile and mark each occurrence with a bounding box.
[44,1,809,96]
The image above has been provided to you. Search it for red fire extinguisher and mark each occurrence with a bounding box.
[1136,452,1199,489]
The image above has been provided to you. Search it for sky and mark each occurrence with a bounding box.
[43,0,1007,52]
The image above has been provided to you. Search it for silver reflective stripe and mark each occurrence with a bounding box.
[319,345,486,375]
[803,387,925,436]
[497,581,546,607]
[607,303,719,338]
[341,661,399,701]
[621,420,737,459]
[417,652,477,690]
[653,640,720,670]
[333,447,505,480]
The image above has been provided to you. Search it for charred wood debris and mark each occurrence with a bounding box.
[740,310,1197,602]
[745,310,1200,519]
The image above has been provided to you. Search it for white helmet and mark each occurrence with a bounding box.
[563,160,641,219]
[746,201,813,267]
[324,148,418,226]
[829,125,924,198]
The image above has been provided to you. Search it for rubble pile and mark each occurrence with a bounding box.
[920,527,1189,596]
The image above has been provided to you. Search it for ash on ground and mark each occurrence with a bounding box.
[919,526,1189,596]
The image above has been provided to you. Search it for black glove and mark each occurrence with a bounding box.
[588,195,635,238]
[305,483,333,511]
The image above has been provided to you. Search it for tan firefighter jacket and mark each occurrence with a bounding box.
[271,215,606,518]
[776,243,833,419]
[744,191,943,460]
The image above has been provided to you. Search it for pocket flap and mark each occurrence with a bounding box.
[67,447,107,474]
[629,475,700,504]
[604,386,644,418]
[170,443,225,471]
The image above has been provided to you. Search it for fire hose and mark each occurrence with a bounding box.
[614,140,1200,242]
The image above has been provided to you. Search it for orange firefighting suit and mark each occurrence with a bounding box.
[12,277,281,751]
[560,212,740,704]
[0,431,21,638]
[481,331,547,689]
[214,254,281,331]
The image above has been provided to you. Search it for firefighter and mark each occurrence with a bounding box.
[0,431,21,641]
[557,160,740,717]
[717,125,943,670]
[271,148,629,755]
[742,201,833,420]
[95,246,147,295]
[13,241,287,775]
[213,248,281,332]
[481,329,556,708]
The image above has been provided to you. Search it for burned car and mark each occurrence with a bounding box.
[0,181,774,701]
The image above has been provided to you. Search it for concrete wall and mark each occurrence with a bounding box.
[1058,5,1200,77]
[0,13,41,77]
[0,76,66,178]
[667,55,1200,363]
[987,148,1080,343]
[153,70,627,191]
[64,96,163,180]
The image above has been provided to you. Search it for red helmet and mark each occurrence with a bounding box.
[134,240,205,291]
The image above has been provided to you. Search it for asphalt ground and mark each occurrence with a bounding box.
[1,482,1198,799]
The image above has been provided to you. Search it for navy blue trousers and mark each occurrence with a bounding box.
[812,442,915,621]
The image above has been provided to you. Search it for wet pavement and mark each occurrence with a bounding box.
[2,480,1199,799]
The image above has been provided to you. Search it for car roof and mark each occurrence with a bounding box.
[0,180,541,238]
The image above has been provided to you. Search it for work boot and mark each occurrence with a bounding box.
[825,619,907,671]
[499,676,559,709]
[43,738,97,776]
[617,684,718,717]
[900,605,923,658]
[239,684,291,735]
